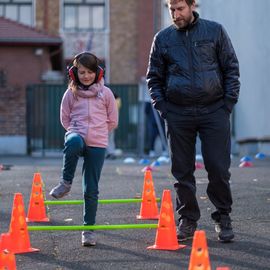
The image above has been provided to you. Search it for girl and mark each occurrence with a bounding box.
[49,52,118,246]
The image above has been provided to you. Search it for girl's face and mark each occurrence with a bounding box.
[77,64,96,86]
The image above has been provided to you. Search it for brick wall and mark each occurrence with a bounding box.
[110,0,161,84]
[0,84,25,136]
[137,0,160,81]
[110,0,139,84]
[0,47,51,136]
[36,0,60,35]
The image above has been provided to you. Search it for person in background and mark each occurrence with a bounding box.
[146,0,240,242]
[106,91,121,159]
[49,52,118,246]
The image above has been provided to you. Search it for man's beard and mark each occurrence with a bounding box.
[173,14,193,29]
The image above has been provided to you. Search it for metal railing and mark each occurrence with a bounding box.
[26,84,139,155]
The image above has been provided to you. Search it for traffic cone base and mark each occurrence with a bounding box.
[26,216,50,222]
[7,193,40,254]
[148,190,186,250]
[1,225,39,255]
[137,214,159,220]
[27,173,49,222]
[137,169,159,220]
[148,242,185,250]
[13,247,39,254]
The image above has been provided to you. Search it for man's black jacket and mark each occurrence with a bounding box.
[146,12,240,117]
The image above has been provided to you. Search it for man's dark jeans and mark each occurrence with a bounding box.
[165,107,233,222]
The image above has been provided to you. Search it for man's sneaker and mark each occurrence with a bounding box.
[49,180,71,199]
[82,231,96,246]
[177,218,197,241]
[212,212,234,242]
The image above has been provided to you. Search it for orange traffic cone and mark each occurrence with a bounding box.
[148,189,186,250]
[137,169,159,219]
[188,230,211,270]
[0,248,17,270]
[6,193,39,254]
[0,233,12,252]
[27,173,49,222]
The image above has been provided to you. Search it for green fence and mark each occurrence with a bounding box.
[26,84,139,155]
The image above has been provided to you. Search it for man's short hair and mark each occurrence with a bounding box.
[167,0,195,6]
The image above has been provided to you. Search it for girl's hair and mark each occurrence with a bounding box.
[69,52,99,95]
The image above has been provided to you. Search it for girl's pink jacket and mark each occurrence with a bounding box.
[60,79,119,148]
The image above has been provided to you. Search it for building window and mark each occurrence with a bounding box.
[0,0,33,26]
[63,0,105,31]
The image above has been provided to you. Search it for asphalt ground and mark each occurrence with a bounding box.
[0,155,269,270]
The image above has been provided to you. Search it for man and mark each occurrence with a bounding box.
[146,0,240,242]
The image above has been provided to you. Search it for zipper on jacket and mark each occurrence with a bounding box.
[186,30,195,108]
[86,99,90,143]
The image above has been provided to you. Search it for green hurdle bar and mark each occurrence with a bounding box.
[44,198,161,205]
[28,224,158,231]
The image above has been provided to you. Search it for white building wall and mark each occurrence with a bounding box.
[0,136,26,155]
[200,0,270,141]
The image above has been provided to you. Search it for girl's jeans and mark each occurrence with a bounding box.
[62,132,105,225]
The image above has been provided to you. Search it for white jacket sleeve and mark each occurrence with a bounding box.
[60,89,73,131]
